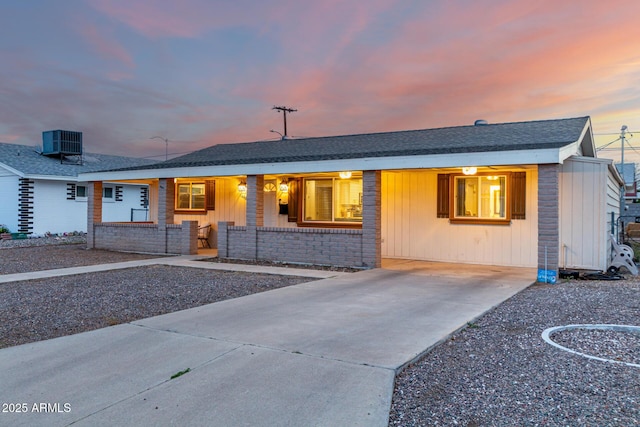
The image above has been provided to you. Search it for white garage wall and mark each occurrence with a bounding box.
[381,169,538,267]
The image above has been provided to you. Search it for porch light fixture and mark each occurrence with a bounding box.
[238,181,247,198]
[339,171,352,179]
[279,180,289,192]
[462,167,477,175]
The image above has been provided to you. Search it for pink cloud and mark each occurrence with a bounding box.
[78,22,135,75]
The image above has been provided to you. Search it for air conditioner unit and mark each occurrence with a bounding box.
[42,130,83,156]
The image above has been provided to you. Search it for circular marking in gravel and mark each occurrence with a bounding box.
[542,324,640,368]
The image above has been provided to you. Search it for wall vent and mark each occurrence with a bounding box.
[42,130,83,156]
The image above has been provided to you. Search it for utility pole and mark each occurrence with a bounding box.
[620,125,628,223]
[272,106,297,138]
[621,125,628,193]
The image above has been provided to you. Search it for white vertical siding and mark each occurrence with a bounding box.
[0,175,19,232]
[606,164,622,264]
[381,169,538,267]
[559,157,612,270]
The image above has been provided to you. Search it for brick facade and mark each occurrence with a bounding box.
[91,221,197,255]
[219,223,365,267]
[362,170,382,268]
[538,164,560,272]
[87,181,102,249]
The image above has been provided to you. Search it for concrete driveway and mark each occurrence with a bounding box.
[0,258,535,426]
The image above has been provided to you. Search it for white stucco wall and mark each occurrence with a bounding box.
[0,174,19,232]
[32,180,86,234]
[381,168,539,267]
[28,180,148,235]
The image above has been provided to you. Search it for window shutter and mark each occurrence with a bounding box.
[437,174,449,218]
[205,180,215,211]
[511,172,526,219]
[287,178,299,222]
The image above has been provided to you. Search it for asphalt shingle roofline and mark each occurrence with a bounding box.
[99,116,589,173]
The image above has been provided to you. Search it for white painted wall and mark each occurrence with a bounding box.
[0,175,19,232]
[381,169,539,267]
[559,157,615,270]
[32,180,86,234]
[101,184,147,222]
[28,180,148,235]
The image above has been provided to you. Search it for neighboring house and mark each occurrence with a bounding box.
[79,117,622,277]
[615,163,637,200]
[0,131,157,235]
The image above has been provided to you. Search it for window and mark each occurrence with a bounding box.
[175,180,215,212]
[437,172,526,224]
[103,187,114,201]
[454,175,506,219]
[177,183,205,210]
[302,176,362,224]
[76,185,87,198]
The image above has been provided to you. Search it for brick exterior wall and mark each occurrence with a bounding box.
[87,181,102,249]
[91,220,198,255]
[218,223,365,268]
[538,164,560,272]
[362,170,382,268]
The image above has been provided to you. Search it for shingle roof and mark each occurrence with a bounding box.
[105,116,590,173]
[0,142,157,177]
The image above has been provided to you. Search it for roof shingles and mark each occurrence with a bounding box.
[0,143,157,177]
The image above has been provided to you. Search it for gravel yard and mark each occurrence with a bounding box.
[389,278,640,427]
[0,238,313,349]
[0,237,160,275]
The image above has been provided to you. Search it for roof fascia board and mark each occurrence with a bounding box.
[558,141,581,163]
[22,174,79,181]
[578,118,596,157]
[0,163,25,177]
[79,147,566,180]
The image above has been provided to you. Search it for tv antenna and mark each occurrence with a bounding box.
[272,106,297,138]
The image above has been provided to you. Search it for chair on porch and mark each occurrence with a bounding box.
[198,223,211,248]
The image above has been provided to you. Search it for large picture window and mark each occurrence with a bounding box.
[302,176,362,224]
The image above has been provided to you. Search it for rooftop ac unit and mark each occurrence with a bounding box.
[42,130,83,156]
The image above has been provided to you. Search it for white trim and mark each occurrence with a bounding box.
[79,147,571,181]
[0,163,25,178]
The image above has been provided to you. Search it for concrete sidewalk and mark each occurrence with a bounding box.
[0,257,535,426]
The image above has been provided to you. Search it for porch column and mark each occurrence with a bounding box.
[158,178,175,253]
[245,175,264,259]
[538,164,560,275]
[87,181,102,249]
[362,170,382,268]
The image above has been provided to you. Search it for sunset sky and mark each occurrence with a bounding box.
[2,0,640,164]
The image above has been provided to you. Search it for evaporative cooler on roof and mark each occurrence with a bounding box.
[42,130,83,156]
